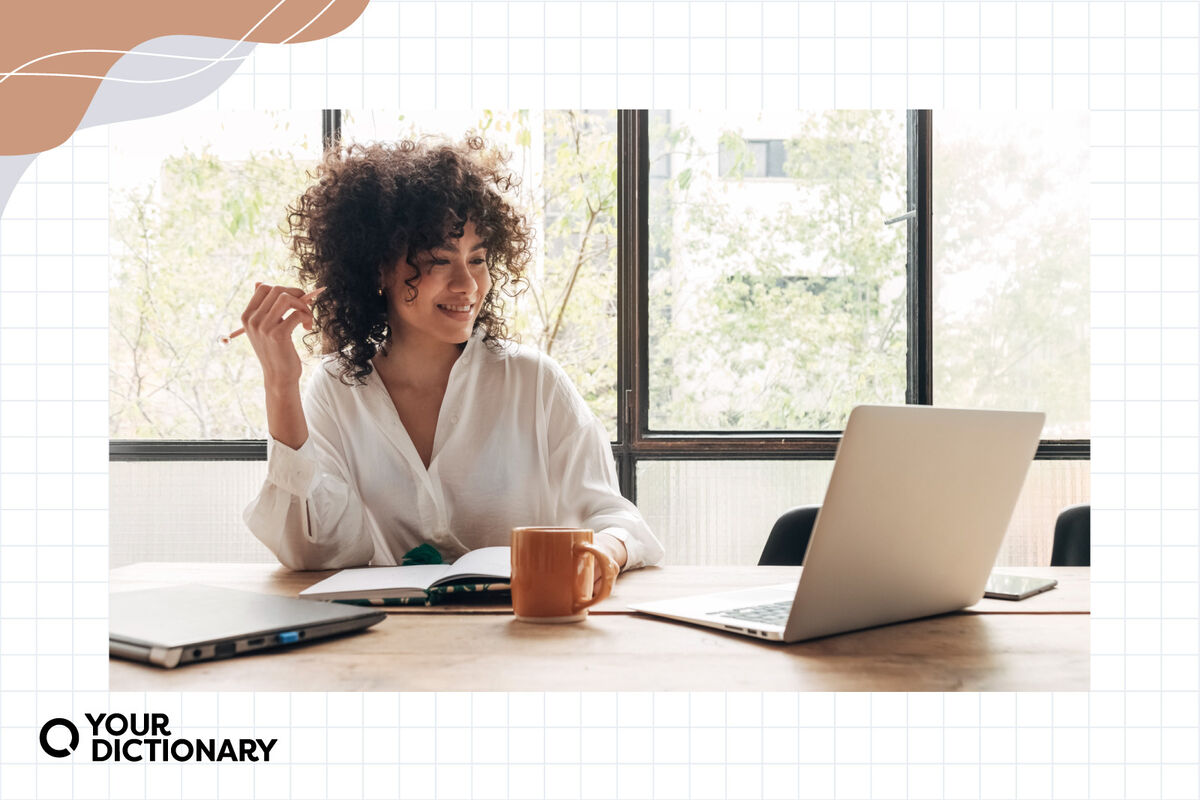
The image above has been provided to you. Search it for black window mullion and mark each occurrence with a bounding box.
[907,109,934,406]
[109,437,1090,464]
[322,109,342,151]
[613,448,636,499]
[616,110,649,503]
[110,440,267,461]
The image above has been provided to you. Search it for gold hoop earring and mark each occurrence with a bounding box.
[377,288,384,296]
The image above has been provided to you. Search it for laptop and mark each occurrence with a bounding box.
[110,584,387,668]
[629,405,1045,643]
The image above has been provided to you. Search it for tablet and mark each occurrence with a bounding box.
[983,573,1058,601]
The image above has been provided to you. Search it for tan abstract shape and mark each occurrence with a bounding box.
[0,0,369,155]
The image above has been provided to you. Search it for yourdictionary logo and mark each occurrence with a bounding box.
[39,718,80,757]
[38,713,277,763]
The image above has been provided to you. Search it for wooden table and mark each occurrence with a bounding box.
[109,564,1088,691]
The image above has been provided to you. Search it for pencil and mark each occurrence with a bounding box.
[219,287,325,345]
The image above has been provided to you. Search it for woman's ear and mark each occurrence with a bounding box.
[378,257,401,297]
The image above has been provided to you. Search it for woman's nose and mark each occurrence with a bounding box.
[446,260,477,292]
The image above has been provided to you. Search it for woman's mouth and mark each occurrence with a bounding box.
[437,303,475,319]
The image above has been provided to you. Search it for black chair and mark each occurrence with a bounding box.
[758,505,821,566]
[1050,504,1090,566]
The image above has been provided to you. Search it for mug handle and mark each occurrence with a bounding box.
[572,542,619,614]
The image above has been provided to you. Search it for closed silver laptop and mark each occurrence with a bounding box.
[629,405,1045,643]
[110,584,387,668]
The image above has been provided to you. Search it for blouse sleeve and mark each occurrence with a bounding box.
[543,361,665,570]
[242,370,377,570]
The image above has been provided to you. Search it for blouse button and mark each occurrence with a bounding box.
[450,415,460,424]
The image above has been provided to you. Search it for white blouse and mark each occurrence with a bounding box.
[243,331,665,571]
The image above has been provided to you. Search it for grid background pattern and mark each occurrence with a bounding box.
[0,1,1189,797]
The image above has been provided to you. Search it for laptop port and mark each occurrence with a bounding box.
[247,638,264,647]
[214,642,235,657]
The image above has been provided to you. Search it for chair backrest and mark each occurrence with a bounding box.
[1050,504,1090,566]
[758,505,821,566]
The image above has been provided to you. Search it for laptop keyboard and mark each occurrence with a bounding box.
[713,599,792,626]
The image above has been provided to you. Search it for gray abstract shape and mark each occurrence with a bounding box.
[0,35,255,219]
[80,35,255,129]
[0,154,36,223]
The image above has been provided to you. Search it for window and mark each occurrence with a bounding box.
[110,110,1089,567]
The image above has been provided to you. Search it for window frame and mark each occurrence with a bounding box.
[110,109,1090,503]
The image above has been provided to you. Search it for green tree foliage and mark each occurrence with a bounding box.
[510,111,619,438]
[648,111,908,430]
[110,147,315,437]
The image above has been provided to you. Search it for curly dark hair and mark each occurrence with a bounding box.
[286,136,533,384]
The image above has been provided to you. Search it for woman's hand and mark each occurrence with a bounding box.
[240,283,318,450]
[241,283,315,391]
[591,532,628,599]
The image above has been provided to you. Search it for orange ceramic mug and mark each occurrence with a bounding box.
[510,527,619,623]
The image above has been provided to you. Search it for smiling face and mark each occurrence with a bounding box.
[387,219,492,348]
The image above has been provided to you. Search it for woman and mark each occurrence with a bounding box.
[241,136,664,583]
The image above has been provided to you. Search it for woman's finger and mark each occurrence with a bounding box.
[285,308,315,333]
[264,292,313,333]
[267,302,314,337]
[241,282,275,324]
[244,283,298,325]
[248,285,302,330]
[245,284,307,316]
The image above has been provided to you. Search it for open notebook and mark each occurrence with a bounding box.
[299,546,511,606]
